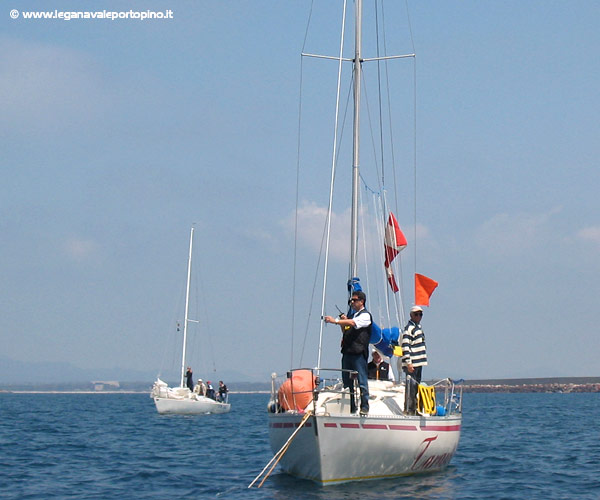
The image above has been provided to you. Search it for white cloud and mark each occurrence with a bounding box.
[283,201,432,265]
[240,226,279,251]
[474,207,562,257]
[0,37,107,133]
[576,226,600,247]
[288,201,350,262]
[64,237,97,262]
[0,36,168,142]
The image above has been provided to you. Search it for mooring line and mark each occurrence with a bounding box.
[248,410,313,488]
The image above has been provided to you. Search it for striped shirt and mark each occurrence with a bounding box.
[401,320,427,367]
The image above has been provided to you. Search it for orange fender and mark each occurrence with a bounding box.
[278,370,316,411]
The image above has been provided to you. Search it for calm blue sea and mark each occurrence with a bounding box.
[1,392,598,499]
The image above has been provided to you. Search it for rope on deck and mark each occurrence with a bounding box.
[248,410,313,488]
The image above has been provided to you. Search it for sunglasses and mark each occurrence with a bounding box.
[349,298,361,303]
[412,311,423,316]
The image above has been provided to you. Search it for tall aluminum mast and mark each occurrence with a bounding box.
[350,0,362,280]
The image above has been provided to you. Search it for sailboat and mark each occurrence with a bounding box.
[258,1,462,485]
[151,227,231,415]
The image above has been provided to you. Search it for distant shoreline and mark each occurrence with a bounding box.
[458,376,600,393]
[1,377,599,394]
[0,390,271,395]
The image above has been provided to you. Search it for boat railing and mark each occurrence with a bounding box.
[428,377,463,415]
[448,378,463,414]
[269,367,358,414]
[269,369,463,416]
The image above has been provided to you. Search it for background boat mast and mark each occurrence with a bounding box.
[180,226,194,388]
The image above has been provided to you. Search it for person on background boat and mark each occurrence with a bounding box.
[218,381,228,402]
[368,350,392,381]
[324,290,371,416]
[206,381,215,400]
[194,378,207,397]
[400,305,427,414]
[185,367,194,392]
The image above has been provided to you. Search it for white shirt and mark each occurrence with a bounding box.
[352,307,372,329]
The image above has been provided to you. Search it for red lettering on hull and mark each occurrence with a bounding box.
[411,435,456,471]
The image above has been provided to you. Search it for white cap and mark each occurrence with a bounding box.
[410,305,423,313]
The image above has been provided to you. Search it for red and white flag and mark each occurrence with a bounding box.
[383,212,407,292]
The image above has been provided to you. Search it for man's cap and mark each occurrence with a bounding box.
[410,305,423,313]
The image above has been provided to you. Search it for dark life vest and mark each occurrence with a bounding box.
[368,361,390,380]
[341,309,372,357]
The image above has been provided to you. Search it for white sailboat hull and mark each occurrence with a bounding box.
[154,396,230,415]
[266,378,461,485]
[268,411,460,484]
[151,379,230,415]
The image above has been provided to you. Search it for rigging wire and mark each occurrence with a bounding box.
[297,78,353,367]
[366,0,418,313]
[194,266,217,375]
[299,215,328,367]
[291,1,419,368]
[361,73,383,195]
[381,0,401,223]
[157,262,188,383]
[291,0,315,369]
[293,1,350,369]
[317,0,348,369]
[402,0,419,278]
[375,0,386,190]
[358,72,402,327]
[297,91,356,366]
[379,0,405,325]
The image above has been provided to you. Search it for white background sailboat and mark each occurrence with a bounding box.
[151,227,230,415]
[258,0,462,485]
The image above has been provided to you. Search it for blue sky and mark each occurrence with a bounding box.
[2,1,599,383]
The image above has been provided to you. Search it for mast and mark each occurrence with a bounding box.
[180,226,194,388]
[350,0,362,280]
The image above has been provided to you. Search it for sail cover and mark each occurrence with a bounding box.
[370,322,400,358]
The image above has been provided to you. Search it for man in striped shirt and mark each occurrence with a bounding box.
[401,305,427,414]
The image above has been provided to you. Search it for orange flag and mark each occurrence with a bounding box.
[415,273,438,306]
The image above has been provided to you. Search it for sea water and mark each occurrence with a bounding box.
[1,392,598,499]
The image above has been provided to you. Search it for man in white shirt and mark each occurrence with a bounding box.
[324,290,371,415]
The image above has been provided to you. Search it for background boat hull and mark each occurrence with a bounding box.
[154,397,231,415]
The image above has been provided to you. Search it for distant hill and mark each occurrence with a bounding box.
[0,356,157,384]
[0,355,267,387]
